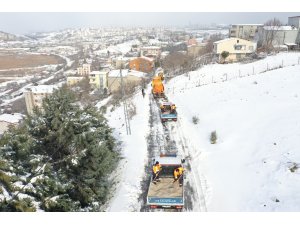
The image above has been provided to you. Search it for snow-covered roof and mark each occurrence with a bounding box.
[263,26,297,31]
[214,37,254,44]
[27,85,57,94]
[285,43,297,46]
[0,113,23,124]
[140,56,154,62]
[141,46,161,50]
[90,71,108,75]
[109,69,146,78]
[232,24,263,26]
[67,76,83,80]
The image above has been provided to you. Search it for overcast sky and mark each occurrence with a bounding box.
[0,12,299,35]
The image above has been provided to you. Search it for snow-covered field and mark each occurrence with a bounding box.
[167,60,300,211]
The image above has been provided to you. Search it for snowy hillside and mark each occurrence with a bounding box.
[166,58,300,211]
[103,53,300,212]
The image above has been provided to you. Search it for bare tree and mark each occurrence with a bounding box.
[162,52,193,75]
[203,33,223,54]
[259,18,283,53]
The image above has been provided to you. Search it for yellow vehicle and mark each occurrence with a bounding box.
[152,76,165,98]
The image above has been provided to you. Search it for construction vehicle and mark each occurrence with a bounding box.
[146,154,185,211]
[152,76,165,98]
[160,102,177,122]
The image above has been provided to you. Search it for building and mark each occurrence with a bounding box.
[187,43,207,57]
[129,57,154,73]
[140,46,161,59]
[67,76,84,86]
[258,25,299,50]
[229,24,263,41]
[213,38,257,63]
[186,38,198,46]
[113,56,130,69]
[0,113,23,135]
[77,63,91,76]
[89,71,109,92]
[108,69,147,93]
[24,85,56,115]
[288,16,300,28]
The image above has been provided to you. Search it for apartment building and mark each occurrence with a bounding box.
[24,85,56,115]
[77,63,91,76]
[229,24,263,41]
[89,71,109,91]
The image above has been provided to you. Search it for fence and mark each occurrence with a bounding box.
[166,55,300,94]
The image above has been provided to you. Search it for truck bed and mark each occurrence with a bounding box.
[148,177,183,198]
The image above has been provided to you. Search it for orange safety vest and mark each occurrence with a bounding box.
[153,164,161,174]
[174,167,184,179]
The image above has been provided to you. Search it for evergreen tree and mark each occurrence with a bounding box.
[0,85,119,211]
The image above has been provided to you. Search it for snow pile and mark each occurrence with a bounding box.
[167,61,300,211]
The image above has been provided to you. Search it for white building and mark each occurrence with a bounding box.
[288,16,300,28]
[140,46,161,59]
[229,24,263,41]
[77,63,91,76]
[0,113,23,135]
[24,85,57,115]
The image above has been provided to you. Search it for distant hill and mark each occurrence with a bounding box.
[0,31,30,41]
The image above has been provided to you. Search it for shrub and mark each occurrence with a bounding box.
[289,163,298,173]
[1,197,36,212]
[192,116,199,124]
[210,131,217,144]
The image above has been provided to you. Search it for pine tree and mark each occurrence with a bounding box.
[0,85,119,211]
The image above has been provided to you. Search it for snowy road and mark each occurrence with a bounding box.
[138,92,207,211]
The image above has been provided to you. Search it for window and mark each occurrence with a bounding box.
[234,45,246,50]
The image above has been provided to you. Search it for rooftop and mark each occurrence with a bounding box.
[231,24,263,26]
[141,46,161,50]
[0,113,23,124]
[214,37,255,44]
[27,85,57,94]
[109,69,147,78]
[264,26,298,31]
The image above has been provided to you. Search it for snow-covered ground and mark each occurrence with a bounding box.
[105,90,150,211]
[167,59,300,211]
[104,53,300,212]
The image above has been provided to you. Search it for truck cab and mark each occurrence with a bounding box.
[160,102,177,122]
[146,154,185,211]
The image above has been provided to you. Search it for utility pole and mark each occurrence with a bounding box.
[120,68,131,135]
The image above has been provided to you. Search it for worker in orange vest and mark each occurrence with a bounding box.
[160,104,165,113]
[173,166,184,186]
[152,161,162,184]
[171,104,176,114]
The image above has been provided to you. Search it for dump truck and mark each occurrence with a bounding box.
[146,154,185,211]
[160,102,177,122]
[152,76,165,98]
